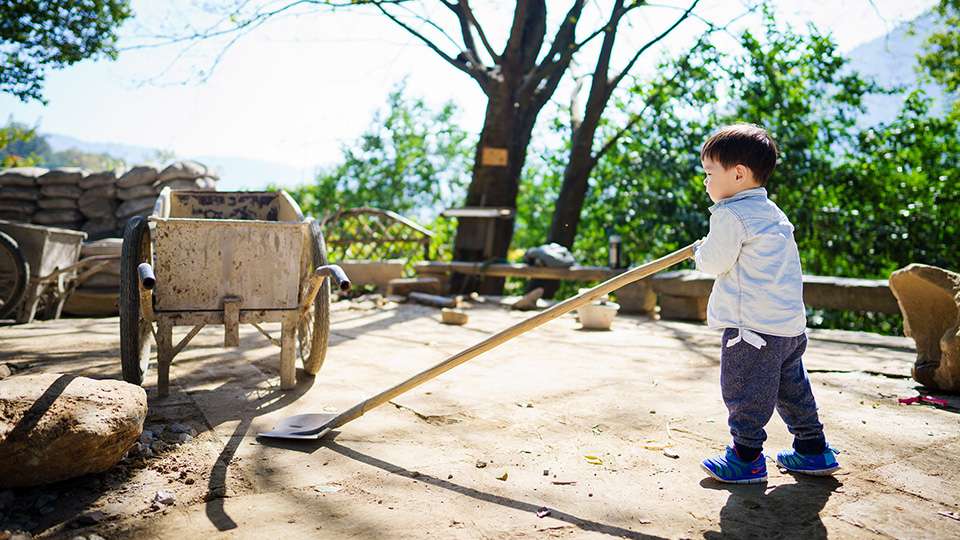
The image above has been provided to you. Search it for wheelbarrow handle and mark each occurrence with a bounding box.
[299,264,352,318]
[320,264,352,293]
[136,263,157,322]
[138,263,156,290]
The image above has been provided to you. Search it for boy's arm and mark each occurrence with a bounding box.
[694,209,744,276]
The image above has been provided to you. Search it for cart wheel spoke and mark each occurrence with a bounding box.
[0,232,29,320]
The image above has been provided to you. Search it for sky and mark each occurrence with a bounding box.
[0,0,940,189]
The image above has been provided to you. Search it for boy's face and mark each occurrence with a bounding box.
[701,158,748,203]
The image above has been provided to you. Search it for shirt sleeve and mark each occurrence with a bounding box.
[695,208,744,276]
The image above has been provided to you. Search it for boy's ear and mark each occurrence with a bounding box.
[734,164,748,184]
[734,164,754,185]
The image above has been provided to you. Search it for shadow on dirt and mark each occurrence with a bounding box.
[255,437,675,540]
[187,374,317,532]
[699,474,842,539]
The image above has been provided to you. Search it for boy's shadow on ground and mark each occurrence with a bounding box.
[700,473,842,540]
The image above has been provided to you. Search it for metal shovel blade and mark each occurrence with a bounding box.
[258,413,339,439]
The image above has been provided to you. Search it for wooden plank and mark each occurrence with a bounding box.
[409,292,458,308]
[414,261,623,282]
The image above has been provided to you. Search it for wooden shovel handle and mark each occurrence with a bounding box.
[327,243,696,431]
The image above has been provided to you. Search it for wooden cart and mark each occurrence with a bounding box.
[0,220,117,323]
[120,188,350,395]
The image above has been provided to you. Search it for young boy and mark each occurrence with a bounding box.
[694,123,839,484]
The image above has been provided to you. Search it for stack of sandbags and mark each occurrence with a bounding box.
[157,160,219,191]
[0,167,46,222]
[78,167,123,239]
[115,161,220,234]
[114,163,163,233]
[35,167,87,229]
[0,160,220,241]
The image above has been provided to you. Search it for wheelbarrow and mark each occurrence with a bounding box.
[0,220,118,323]
[120,188,351,395]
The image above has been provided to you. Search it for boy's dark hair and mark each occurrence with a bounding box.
[700,123,778,186]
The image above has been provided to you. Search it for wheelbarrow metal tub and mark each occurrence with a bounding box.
[0,219,105,323]
[121,189,349,395]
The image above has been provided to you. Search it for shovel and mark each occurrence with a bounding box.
[260,243,696,439]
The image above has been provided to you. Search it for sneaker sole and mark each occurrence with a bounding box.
[776,459,841,476]
[700,463,767,484]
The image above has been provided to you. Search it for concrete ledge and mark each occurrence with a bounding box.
[651,270,901,319]
[414,263,902,320]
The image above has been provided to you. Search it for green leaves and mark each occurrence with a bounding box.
[0,0,133,103]
[287,82,475,260]
[554,8,957,334]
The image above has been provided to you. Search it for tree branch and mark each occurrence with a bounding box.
[609,0,701,90]
[518,1,585,97]
[592,28,719,165]
[569,72,585,131]
[446,0,500,63]
[371,1,492,91]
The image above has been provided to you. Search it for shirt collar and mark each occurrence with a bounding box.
[708,187,768,212]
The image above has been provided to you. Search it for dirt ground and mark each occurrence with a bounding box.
[1,296,959,540]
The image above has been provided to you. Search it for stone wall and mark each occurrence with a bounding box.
[0,160,219,241]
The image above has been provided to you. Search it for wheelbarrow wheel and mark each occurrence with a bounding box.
[299,219,330,375]
[120,216,153,385]
[0,231,29,320]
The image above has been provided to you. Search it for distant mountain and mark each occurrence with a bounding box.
[845,10,953,127]
[42,134,315,192]
[43,134,161,165]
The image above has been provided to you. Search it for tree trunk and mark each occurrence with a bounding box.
[526,0,697,299]
[449,0,561,295]
[524,119,602,299]
[526,4,624,299]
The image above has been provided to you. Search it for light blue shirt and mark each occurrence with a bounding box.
[694,187,806,347]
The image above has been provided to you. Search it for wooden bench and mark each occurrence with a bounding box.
[414,262,901,320]
[414,261,657,314]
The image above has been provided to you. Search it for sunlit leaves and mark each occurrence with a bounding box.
[0,0,133,103]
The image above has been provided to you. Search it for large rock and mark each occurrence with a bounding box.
[0,373,147,488]
[889,264,960,391]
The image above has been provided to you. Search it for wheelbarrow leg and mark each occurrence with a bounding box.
[157,320,174,396]
[16,282,44,324]
[223,296,241,347]
[280,314,297,390]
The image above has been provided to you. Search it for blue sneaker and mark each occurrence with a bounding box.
[700,446,767,484]
[776,445,840,476]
